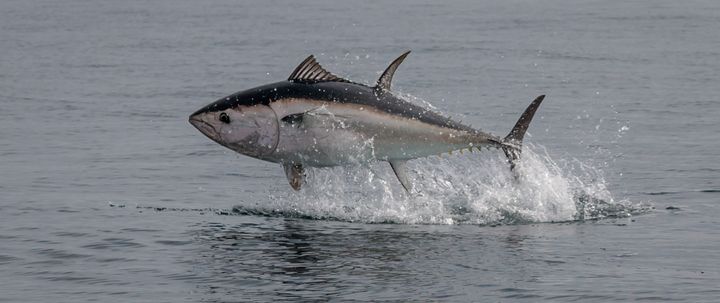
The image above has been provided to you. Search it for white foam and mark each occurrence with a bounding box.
[250,144,647,225]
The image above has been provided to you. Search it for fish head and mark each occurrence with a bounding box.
[189,98,279,159]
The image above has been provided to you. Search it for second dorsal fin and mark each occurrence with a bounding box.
[376,50,411,91]
[288,55,349,83]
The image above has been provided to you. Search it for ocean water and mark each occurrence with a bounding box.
[1,0,719,301]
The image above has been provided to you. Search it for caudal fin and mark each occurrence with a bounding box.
[501,95,545,171]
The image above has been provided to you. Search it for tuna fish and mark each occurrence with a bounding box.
[189,51,544,192]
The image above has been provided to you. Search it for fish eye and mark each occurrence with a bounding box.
[219,112,230,124]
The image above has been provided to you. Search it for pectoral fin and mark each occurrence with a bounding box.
[389,160,413,193]
[280,108,349,129]
[283,163,305,191]
[280,113,304,125]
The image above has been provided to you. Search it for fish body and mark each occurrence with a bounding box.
[190,51,544,191]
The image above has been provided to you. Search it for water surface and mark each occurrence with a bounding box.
[1,0,719,301]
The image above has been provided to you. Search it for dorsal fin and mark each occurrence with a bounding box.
[288,55,348,83]
[376,50,411,91]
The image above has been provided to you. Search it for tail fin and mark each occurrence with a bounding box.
[501,95,545,171]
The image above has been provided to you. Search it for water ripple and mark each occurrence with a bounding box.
[82,238,145,250]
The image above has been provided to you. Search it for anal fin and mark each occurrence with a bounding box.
[389,160,413,193]
[283,163,305,191]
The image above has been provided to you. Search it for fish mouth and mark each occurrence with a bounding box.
[189,116,219,141]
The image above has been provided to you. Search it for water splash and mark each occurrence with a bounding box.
[234,145,651,225]
[228,93,649,225]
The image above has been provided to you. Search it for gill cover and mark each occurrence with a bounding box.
[215,105,280,159]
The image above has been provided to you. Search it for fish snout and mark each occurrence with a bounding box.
[189,113,219,141]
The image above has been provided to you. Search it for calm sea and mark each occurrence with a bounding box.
[1,0,718,301]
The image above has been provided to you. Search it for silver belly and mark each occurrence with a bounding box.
[264,99,494,166]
